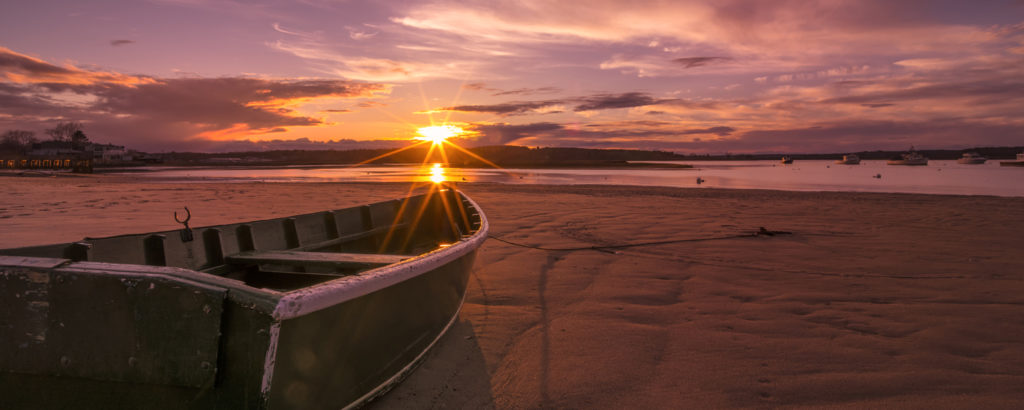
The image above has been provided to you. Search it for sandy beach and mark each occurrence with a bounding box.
[2,175,1023,408]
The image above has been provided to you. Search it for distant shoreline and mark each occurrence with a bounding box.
[94,160,694,171]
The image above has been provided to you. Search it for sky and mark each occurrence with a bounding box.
[1,0,1023,153]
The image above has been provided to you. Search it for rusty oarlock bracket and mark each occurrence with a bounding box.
[175,207,194,242]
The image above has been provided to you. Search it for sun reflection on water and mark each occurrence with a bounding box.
[429,163,445,183]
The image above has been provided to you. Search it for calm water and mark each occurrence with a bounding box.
[107,160,1024,197]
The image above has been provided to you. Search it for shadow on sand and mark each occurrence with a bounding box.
[367,319,495,409]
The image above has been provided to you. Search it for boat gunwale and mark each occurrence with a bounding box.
[270,189,489,320]
[0,189,489,320]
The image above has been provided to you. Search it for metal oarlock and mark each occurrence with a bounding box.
[174,207,194,242]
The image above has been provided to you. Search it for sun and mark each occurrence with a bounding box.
[415,125,463,144]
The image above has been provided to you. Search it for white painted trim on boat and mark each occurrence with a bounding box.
[260,322,281,397]
[342,281,469,410]
[270,191,489,320]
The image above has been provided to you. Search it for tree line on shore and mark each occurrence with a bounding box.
[0,121,90,154]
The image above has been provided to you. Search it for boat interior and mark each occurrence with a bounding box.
[0,188,482,292]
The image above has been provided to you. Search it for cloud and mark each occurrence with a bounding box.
[0,47,388,150]
[0,46,151,85]
[466,122,564,145]
[574,92,674,111]
[268,40,476,82]
[438,92,673,115]
[461,83,561,96]
[732,119,1024,153]
[322,109,352,113]
[440,100,563,115]
[109,40,135,47]
[672,56,730,68]
[461,82,489,91]
[492,86,561,96]
[198,137,410,152]
[347,26,378,40]
[391,0,1021,81]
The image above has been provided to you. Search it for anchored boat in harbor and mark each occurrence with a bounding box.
[887,148,928,166]
[957,152,987,164]
[835,154,861,165]
[0,187,487,409]
[1000,153,1024,167]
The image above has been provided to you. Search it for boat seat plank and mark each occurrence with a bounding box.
[294,223,408,251]
[226,251,411,268]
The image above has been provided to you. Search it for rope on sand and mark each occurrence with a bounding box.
[487,227,791,253]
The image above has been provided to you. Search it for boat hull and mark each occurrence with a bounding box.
[886,160,928,166]
[957,158,986,164]
[0,189,488,409]
[1000,161,1024,167]
[268,249,476,409]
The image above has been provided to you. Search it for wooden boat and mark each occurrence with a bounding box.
[0,187,487,409]
[781,156,794,164]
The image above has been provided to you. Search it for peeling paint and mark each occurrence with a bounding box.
[261,322,282,397]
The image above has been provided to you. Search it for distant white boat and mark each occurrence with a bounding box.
[835,154,861,165]
[957,152,987,164]
[887,148,928,166]
[1000,153,1024,167]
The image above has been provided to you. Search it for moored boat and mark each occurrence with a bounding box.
[957,152,987,164]
[0,187,487,409]
[835,154,861,165]
[1000,153,1024,167]
[887,148,928,166]
[781,156,794,164]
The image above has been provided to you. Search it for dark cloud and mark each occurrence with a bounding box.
[196,138,411,153]
[822,78,1024,106]
[574,92,674,111]
[84,77,384,131]
[493,119,1024,153]
[459,120,735,148]
[0,47,76,76]
[0,47,388,151]
[672,56,731,68]
[861,103,894,108]
[441,92,673,115]
[733,119,1024,153]
[461,82,489,91]
[467,122,564,145]
[0,83,64,116]
[460,83,560,96]
[110,40,135,47]
[322,109,352,113]
[574,123,735,139]
[492,86,561,96]
[442,100,563,115]
[356,101,387,108]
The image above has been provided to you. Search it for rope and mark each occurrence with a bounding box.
[487,227,790,252]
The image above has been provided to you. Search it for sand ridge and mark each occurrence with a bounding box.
[1,176,1022,408]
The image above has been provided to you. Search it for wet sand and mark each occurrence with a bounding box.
[2,175,1023,408]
